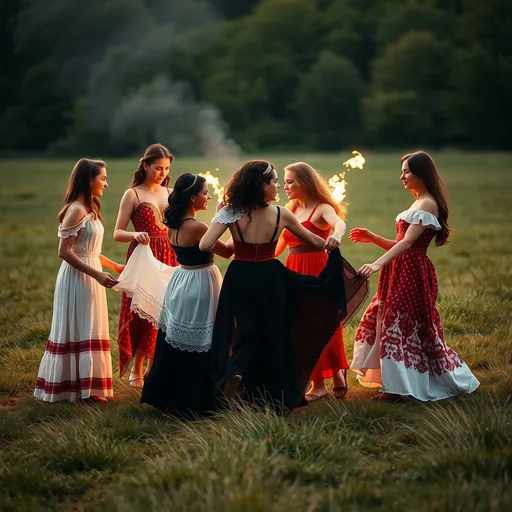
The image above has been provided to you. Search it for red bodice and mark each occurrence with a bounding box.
[233,240,278,262]
[282,219,331,248]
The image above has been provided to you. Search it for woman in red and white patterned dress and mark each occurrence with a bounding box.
[350,151,479,401]
[114,144,177,387]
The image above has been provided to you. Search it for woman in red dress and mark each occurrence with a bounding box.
[114,143,177,387]
[277,162,350,401]
[350,151,479,401]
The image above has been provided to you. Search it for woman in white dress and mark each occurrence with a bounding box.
[34,158,124,403]
[140,173,233,415]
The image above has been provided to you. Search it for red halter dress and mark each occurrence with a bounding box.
[282,205,349,380]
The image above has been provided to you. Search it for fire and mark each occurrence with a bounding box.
[199,169,225,203]
[328,150,365,204]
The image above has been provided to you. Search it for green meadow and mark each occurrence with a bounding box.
[0,152,511,511]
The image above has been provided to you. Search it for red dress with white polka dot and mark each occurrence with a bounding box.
[117,202,177,377]
[352,219,464,387]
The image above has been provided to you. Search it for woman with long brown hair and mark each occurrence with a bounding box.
[277,162,353,401]
[114,143,178,387]
[350,151,479,401]
[34,158,124,403]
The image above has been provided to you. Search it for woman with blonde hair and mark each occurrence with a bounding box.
[278,161,365,401]
[114,143,178,387]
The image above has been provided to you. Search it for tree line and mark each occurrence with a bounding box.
[1,0,511,155]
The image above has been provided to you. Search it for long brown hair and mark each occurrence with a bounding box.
[58,158,106,222]
[224,160,275,215]
[401,151,450,246]
[284,162,346,219]
[130,143,174,188]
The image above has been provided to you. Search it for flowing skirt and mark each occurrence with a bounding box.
[141,265,222,415]
[286,250,349,380]
[351,250,479,400]
[34,257,113,402]
[211,250,368,411]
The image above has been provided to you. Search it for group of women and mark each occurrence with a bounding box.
[34,143,480,413]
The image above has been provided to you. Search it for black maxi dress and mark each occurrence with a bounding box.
[210,206,368,411]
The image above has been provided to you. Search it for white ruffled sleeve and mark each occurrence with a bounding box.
[211,206,245,224]
[395,210,441,230]
[58,213,94,238]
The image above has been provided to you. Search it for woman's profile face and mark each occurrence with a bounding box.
[400,159,422,192]
[263,169,280,202]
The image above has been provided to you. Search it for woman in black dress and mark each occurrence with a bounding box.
[200,160,367,411]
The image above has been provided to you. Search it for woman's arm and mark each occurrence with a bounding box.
[199,222,230,252]
[350,228,396,251]
[99,254,125,274]
[320,205,347,251]
[275,232,289,257]
[113,189,150,245]
[195,222,233,259]
[58,207,118,288]
[357,223,427,278]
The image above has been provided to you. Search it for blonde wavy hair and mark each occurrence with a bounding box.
[284,162,347,219]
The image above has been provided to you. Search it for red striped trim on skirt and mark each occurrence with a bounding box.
[35,377,113,394]
[44,338,111,355]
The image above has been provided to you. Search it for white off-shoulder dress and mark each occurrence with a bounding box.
[34,212,113,402]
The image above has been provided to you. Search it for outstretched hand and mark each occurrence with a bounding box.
[357,263,382,279]
[350,228,374,244]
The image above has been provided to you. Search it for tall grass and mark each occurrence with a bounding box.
[0,153,511,510]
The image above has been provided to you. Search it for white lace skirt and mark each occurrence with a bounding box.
[159,265,223,352]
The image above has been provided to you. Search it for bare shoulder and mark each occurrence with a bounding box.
[121,187,137,203]
[192,220,209,235]
[418,197,439,217]
[165,187,173,195]
[317,203,336,215]
[61,202,87,228]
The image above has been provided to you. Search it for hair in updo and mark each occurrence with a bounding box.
[163,173,205,229]
[224,160,275,215]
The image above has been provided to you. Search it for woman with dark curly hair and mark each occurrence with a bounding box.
[200,160,367,412]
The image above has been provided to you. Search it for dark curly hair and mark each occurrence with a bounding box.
[224,160,275,215]
[163,173,206,229]
[401,151,450,246]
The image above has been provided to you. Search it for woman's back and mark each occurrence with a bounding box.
[231,205,282,244]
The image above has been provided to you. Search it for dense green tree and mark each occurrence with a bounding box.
[295,51,366,149]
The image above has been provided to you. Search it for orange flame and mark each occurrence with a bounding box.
[199,169,225,202]
[328,151,365,204]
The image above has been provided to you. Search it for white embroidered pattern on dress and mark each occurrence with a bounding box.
[159,308,213,352]
[212,206,245,224]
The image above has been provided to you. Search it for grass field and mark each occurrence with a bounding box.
[0,152,511,511]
